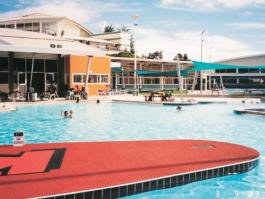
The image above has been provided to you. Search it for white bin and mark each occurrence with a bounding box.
[31,92,38,102]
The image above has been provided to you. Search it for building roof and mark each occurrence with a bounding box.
[217,53,265,64]
[0,13,93,35]
[0,28,105,56]
[110,56,192,64]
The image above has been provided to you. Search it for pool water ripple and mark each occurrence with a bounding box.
[0,102,265,198]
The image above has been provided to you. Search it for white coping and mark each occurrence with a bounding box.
[0,94,262,106]
[32,156,259,199]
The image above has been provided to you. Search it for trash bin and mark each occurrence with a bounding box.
[133,90,138,96]
[31,92,38,102]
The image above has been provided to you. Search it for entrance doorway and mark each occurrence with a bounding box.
[17,72,27,94]
[45,73,55,91]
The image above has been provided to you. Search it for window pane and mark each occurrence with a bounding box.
[14,58,26,72]
[33,22,40,32]
[89,75,98,83]
[0,57,8,71]
[45,60,57,72]
[73,75,82,83]
[0,72,8,83]
[101,75,108,83]
[17,23,24,30]
[83,75,87,83]
[25,23,33,31]
[6,24,15,29]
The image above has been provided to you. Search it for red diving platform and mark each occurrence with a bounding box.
[0,140,259,199]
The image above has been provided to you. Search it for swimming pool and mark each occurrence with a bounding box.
[0,102,265,198]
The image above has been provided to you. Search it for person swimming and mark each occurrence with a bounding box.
[61,110,73,118]
[176,105,182,111]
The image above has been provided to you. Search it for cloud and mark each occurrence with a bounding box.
[160,0,265,11]
[135,27,260,61]
[0,0,128,32]
[225,22,265,29]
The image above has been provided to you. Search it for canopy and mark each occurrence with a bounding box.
[181,61,265,77]
[136,70,178,77]
[192,61,265,71]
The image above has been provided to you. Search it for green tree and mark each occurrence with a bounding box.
[109,50,135,58]
[117,25,130,32]
[104,24,115,33]
[147,51,163,60]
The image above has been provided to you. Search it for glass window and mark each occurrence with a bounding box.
[144,78,151,84]
[152,78,160,84]
[89,75,98,83]
[100,75,108,83]
[83,75,87,83]
[73,74,82,83]
[238,69,249,73]
[33,22,40,32]
[0,25,5,28]
[45,60,57,72]
[14,58,26,72]
[25,23,33,31]
[6,24,15,29]
[0,72,8,83]
[17,23,24,30]
[34,59,44,72]
[0,57,8,71]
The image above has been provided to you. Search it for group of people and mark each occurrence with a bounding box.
[61,110,73,118]
[67,86,88,101]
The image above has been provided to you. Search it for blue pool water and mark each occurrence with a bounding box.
[1,102,265,198]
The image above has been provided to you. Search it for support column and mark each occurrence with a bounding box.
[57,54,65,97]
[8,52,14,94]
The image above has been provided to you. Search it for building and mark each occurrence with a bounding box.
[111,57,193,91]
[208,54,265,89]
[0,28,110,97]
[0,13,130,54]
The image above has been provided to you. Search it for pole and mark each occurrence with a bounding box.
[134,50,137,90]
[132,15,140,91]
[161,63,164,90]
[177,59,183,102]
[29,53,35,89]
[200,30,205,94]
[85,56,93,96]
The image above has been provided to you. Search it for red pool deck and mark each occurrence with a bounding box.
[0,140,260,198]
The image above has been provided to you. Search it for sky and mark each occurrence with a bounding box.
[0,0,265,61]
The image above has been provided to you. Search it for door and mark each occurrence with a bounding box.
[17,72,27,94]
[45,73,54,91]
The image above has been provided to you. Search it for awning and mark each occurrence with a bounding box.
[136,70,178,77]
[181,61,265,77]
[192,61,265,71]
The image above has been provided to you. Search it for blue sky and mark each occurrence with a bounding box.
[0,0,265,61]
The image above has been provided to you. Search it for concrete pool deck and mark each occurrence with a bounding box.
[0,140,259,199]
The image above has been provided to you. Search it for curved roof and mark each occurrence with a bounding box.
[0,28,105,56]
[217,53,265,65]
[0,13,93,35]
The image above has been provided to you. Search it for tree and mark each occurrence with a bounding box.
[104,24,115,33]
[173,53,190,61]
[108,50,135,58]
[147,51,163,60]
[130,34,135,54]
[117,25,130,32]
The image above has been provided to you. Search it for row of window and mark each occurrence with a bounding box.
[117,77,180,85]
[0,58,57,73]
[0,21,57,35]
[216,69,265,73]
[73,74,109,84]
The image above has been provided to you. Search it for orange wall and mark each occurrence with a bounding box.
[64,55,111,96]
